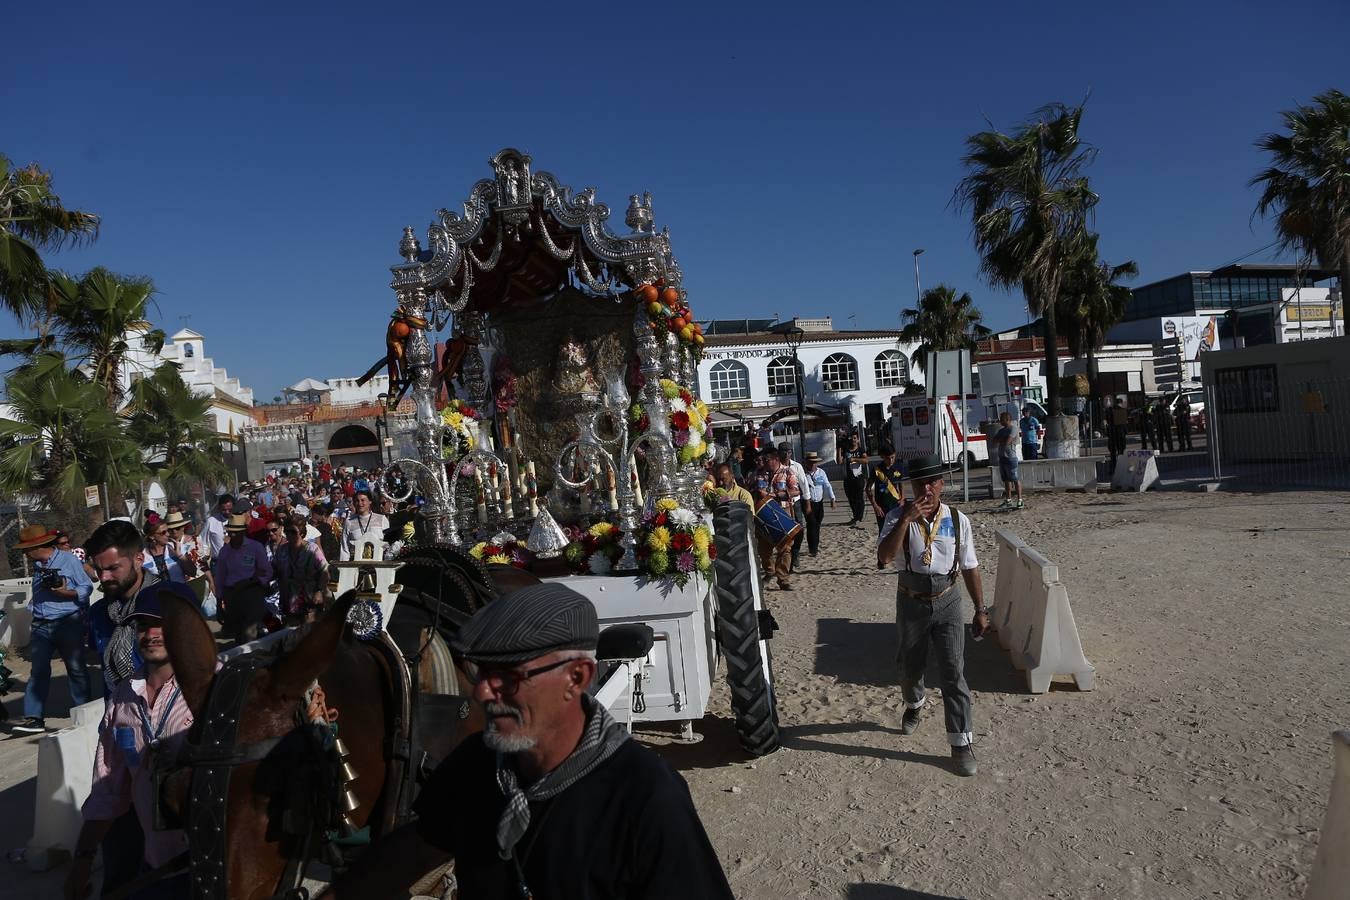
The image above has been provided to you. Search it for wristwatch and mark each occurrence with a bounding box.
[974,606,990,616]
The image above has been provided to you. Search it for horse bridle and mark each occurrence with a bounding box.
[166,653,341,900]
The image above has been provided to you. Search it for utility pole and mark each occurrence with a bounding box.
[912,249,925,311]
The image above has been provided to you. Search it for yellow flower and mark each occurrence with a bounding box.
[647,526,672,551]
[588,522,615,538]
[487,553,511,565]
[468,544,485,559]
[401,522,416,540]
[692,527,710,551]
[656,498,679,512]
[660,379,681,400]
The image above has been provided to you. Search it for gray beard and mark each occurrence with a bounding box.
[482,701,536,753]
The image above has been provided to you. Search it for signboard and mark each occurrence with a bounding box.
[1161,316,1219,361]
[977,362,1009,398]
[84,485,100,508]
[1286,304,1343,323]
[927,349,972,398]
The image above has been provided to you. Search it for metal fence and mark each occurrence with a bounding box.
[1207,373,1350,490]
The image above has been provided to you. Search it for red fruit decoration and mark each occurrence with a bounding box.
[637,284,659,304]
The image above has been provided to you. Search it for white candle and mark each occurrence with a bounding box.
[630,455,644,507]
[606,466,618,511]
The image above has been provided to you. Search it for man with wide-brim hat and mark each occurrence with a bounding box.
[325,583,734,899]
[8,525,94,735]
[876,452,989,777]
[801,450,836,557]
[215,513,272,642]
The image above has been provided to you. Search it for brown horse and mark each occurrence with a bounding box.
[160,553,538,900]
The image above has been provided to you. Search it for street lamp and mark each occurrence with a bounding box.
[912,249,925,307]
[783,325,807,463]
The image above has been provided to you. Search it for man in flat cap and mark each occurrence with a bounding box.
[324,582,733,899]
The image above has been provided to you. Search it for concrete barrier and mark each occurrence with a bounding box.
[0,577,34,649]
[990,457,1099,496]
[1110,449,1159,492]
[26,698,104,871]
[1307,729,1350,899]
[992,530,1095,693]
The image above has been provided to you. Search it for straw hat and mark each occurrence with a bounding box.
[162,511,189,529]
[14,525,60,551]
[224,513,250,533]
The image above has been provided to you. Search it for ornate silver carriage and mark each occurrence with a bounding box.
[345,149,780,755]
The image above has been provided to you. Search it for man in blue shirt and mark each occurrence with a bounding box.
[11,525,94,734]
[1019,408,1042,461]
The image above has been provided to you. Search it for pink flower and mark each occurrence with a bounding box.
[677,551,696,573]
[674,430,689,447]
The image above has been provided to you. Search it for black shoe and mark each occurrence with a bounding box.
[900,707,922,735]
[11,717,46,735]
[952,744,977,776]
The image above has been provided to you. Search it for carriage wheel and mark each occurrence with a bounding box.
[712,501,781,757]
[393,544,497,634]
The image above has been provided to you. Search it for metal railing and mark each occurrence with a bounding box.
[1207,374,1350,490]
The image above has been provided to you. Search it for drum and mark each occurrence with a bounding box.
[755,497,802,549]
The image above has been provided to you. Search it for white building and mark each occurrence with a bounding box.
[282,374,392,406]
[119,327,256,436]
[694,317,919,453]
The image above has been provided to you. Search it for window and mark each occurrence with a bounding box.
[707,360,750,402]
[767,356,801,397]
[183,343,194,358]
[1215,365,1279,413]
[874,350,908,388]
[820,353,859,392]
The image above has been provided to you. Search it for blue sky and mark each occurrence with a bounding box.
[5,1,1346,399]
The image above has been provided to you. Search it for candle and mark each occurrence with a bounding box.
[526,461,538,517]
[498,462,513,511]
[475,470,487,523]
[606,466,618,511]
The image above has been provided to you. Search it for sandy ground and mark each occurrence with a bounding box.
[2,483,1347,898]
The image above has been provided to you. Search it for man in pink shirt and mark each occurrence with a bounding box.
[67,582,198,899]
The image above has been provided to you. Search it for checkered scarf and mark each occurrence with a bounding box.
[495,695,629,860]
[102,570,159,688]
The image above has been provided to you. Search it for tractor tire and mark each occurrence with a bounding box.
[712,501,781,756]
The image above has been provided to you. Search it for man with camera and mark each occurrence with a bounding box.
[10,525,94,735]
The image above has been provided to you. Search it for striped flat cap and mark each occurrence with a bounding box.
[452,582,599,665]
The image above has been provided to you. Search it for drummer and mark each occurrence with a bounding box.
[752,450,800,591]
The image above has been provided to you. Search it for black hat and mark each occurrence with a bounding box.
[906,454,950,480]
[452,583,599,665]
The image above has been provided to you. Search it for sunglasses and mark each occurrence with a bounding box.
[458,656,585,693]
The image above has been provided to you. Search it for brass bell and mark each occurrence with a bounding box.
[340,761,359,783]
[334,737,351,758]
[341,789,361,813]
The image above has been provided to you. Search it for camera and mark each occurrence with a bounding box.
[33,568,66,592]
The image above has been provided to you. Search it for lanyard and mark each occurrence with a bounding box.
[139,681,181,748]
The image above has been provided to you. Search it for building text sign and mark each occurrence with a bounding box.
[701,348,779,360]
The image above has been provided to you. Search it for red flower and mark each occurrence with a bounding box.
[671,411,691,430]
[483,544,502,557]
[707,544,717,560]
[680,391,693,405]
[671,532,693,552]
[654,513,667,526]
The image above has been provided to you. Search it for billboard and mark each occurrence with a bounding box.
[1161,316,1219,362]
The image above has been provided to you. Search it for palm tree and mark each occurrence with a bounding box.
[1251,89,1350,308]
[0,266,162,409]
[954,102,1098,420]
[0,155,99,321]
[0,354,144,518]
[1058,233,1137,427]
[125,362,232,496]
[899,284,991,372]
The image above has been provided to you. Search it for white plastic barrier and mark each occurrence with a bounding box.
[991,530,1095,693]
[0,576,34,648]
[1110,450,1159,492]
[1307,729,1350,899]
[26,698,104,871]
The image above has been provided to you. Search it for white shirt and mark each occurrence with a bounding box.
[786,460,809,504]
[879,503,978,575]
[805,467,836,503]
[203,513,227,560]
[340,513,390,561]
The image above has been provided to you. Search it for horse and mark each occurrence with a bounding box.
[159,547,538,900]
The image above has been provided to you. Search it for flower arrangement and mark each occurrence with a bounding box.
[562,521,625,575]
[491,355,518,414]
[468,532,533,568]
[629,379,715,466]
[440,399,479,458]
[635,498,715,588]
[636,283,705,357]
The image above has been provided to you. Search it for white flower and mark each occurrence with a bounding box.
[588,552,613,575]
[669,508,698,526]
[668,397,687,413]
[491,531,516,546]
